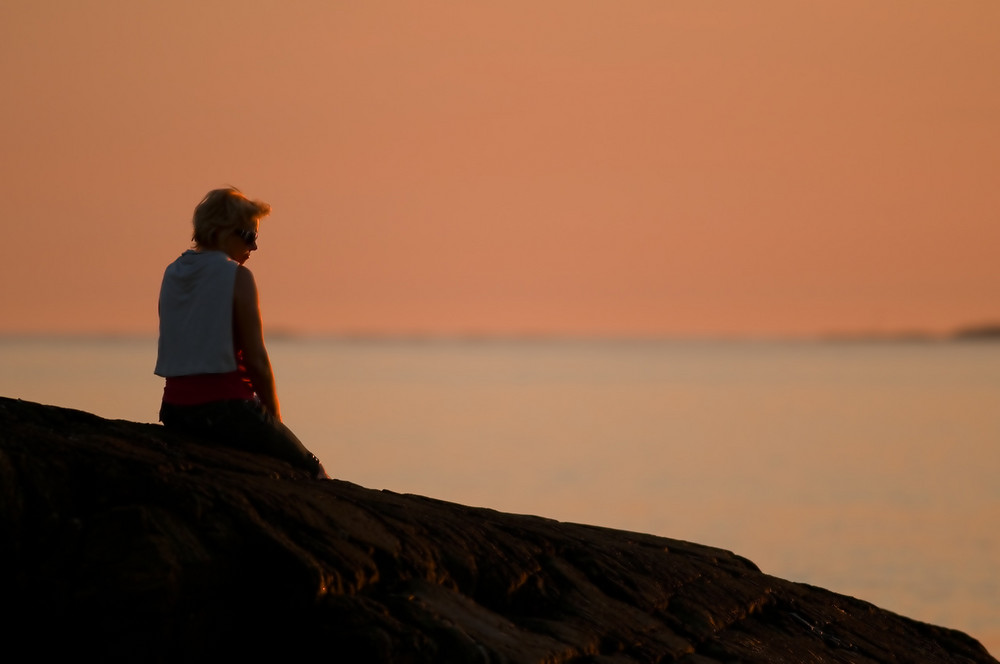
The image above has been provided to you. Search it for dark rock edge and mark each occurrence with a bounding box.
[1,396,994,664]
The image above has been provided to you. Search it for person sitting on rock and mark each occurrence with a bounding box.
[154,187,328,479]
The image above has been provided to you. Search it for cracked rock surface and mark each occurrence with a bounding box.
[1,396,995,663]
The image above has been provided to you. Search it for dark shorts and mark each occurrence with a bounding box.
[159,399,323,476]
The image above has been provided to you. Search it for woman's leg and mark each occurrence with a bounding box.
[226,400,327,477]
[160,400,327,477]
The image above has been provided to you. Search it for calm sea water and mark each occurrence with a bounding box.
[2,336,998,654]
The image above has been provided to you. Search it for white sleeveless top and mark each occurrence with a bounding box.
[154,250,240,377]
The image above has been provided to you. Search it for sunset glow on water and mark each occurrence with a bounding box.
[2,337,997,654]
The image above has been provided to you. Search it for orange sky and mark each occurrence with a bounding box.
[2,1,998,338]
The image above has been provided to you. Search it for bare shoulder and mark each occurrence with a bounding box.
[233,265,259,303]
[234,263,256,283]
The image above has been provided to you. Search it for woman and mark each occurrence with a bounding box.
[155,187,327,479]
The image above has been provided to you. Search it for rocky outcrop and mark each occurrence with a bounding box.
[1,396,994,663]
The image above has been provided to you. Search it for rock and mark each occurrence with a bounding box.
[0,396,994,663]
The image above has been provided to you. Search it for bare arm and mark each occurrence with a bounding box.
[233,265,281,420]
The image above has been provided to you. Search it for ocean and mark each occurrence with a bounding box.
[2,336,997,654]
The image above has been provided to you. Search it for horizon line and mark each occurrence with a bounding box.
[1,324,998,344]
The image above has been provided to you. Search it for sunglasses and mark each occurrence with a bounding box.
[234,228,258,245]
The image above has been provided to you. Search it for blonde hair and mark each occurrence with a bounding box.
[192,187,271,248]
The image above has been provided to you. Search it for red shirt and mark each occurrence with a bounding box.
[162,356,255,405]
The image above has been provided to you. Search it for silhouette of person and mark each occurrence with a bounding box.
[155,187,328,479]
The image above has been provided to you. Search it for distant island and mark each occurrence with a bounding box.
[952,323,1000,340]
